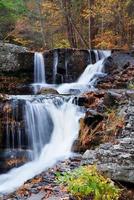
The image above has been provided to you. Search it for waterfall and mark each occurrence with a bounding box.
[25,100,54,160]
[53,50,58,83]
[88,49,92,64]
[33,52,46,93]
[0,97,83,194]
[94,50,99,62]
[57,50,111,94]
[34,52,46,83]
[4,100,24,150]
[0,49,111,194]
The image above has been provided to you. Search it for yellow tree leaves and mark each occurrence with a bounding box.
[2,0,134,49]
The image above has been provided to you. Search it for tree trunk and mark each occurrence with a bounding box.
[60,0,77,48]
[88,0,91,49]
[60,0,88,48]
[88,0,95,48]
[35,0,47,49]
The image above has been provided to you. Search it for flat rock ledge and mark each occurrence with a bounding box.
[82,101,134,184]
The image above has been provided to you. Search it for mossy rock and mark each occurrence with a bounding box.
[38,88,59,95]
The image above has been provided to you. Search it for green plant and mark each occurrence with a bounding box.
[128,81,134,89]
[56,165,120,200]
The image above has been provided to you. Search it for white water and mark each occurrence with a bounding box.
[33,52,46,93]
[0,49,111,195]
[34,52,46,83]
[25,101,53,160]
[33,50,110,94]
[53,50,58,83]
[94,50,99,62]
[57,50,111,94]
[0,99,83,194]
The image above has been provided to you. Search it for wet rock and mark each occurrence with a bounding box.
[103,56,115,74]
[16,84,33,95]
[103,91,122,107]
[72,96,88,106]
[0,93,9,101]
[0,149,31,173]
[2,157,81,200]
[80,91,105,110]
[84,110,104,128]
[38,88,59,95]
[44,48,91,84]
[73,110,104,152]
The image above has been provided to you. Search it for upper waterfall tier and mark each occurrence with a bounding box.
[32,50,111,94]
[34,52,46,84]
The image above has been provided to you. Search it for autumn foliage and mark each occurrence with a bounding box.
[0,0,134,50]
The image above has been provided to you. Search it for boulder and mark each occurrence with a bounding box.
[72,110,104,152]
[38,88,59,95]
[98,52,134,89]
[0,42,34,94]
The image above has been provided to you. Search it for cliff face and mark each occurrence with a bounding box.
[0,43,34,94]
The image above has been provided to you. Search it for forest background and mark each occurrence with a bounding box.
[0,0,134,50]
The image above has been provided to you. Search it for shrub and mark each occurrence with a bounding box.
[56,165,120,200]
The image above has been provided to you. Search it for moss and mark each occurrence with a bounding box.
[128,80,134,90]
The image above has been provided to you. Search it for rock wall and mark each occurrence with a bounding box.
[82,99,134,184]
[0,43,92,94]
[0,42,34,94]
[99,51,134,89]
[73,89,134,184]
[44,48,92,84]
[0,42,134,94]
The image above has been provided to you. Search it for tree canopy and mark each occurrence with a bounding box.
[0,0,134,50]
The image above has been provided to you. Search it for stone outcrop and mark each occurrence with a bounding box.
[0,43,94,94]
[1,42,134,94]
[0,96,30,172]
[99,51,134,89]
[44,48,92,84]
[73,90,126,152]
[81,97,134,184]
[0,42,34,94]
[38,87,59,95]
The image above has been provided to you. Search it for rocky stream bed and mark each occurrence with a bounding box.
[0,90,134,200]
[0,43,134,199]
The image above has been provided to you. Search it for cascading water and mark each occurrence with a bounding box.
[33,52,46,93]
[0,49,111,195]
[57,50,111,94]
[34,52,46,83]
[3,100,25,150]
[25,99,54,160]
[94,50,99,62]
[53,50,58,83]
[0,96,83,194]
[88,49,92,64]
